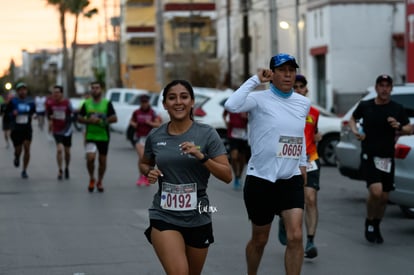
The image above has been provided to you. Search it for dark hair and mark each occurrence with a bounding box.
[295,75,307,86]
[162,80,195,120]
[53,85,64,93]
[140,94,150,102]
[90,81,102,87]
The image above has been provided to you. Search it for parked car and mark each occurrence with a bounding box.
[123,92,160,146]
[390,135,414,218]
[105,88,149,105]
[335,84,414,180]
[107,89,150,133]
[121,87,233,147]
[312,104,341,166]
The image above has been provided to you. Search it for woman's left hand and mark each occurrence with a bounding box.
[179,141,203,159]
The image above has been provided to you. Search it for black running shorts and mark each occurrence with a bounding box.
[144,219,214,248]
[243,175,305,226]
[361,153,395,192]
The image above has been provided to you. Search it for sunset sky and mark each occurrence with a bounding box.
[0,0,119,76]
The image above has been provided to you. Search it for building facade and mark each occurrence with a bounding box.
[216,0,406,114]
[120,0,218,92]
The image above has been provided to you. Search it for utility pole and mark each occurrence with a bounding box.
[241,0,251,81]
[295,0,301,66]
[226,0,232,87]
[269,0,278,55]
[156,0,165,86]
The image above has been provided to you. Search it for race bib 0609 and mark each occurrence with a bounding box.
[160,182,197,211]
[276,136,303,159]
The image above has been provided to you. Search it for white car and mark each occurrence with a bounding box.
[108,89,150,133]
[312,104,342,166]
[390,135,414,218]
[119,87,233,147]
[335,85,414,180]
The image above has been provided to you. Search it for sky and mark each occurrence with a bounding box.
[0,0,119,76]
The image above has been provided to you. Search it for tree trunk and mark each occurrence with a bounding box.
[59,5,70,98]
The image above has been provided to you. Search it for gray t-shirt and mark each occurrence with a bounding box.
[144,122,227,227]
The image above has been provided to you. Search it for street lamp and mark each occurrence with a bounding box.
[4,82,12,91]
[279,21,290,30]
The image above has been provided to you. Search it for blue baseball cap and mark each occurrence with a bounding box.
[269,53,299,70]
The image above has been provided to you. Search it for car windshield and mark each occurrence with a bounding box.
[391,94,414,117]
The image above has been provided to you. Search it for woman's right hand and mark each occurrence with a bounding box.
[147,168,163,184]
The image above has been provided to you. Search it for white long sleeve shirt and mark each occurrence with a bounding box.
[224,75,310,182]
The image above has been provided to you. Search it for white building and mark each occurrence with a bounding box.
[216,0,406,114]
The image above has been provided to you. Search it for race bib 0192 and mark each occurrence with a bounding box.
[160,182,197,211]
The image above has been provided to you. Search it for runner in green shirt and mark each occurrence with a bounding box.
[78,81,117,192]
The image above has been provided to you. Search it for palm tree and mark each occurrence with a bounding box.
[67,0,98,96]
[46,0,69,96]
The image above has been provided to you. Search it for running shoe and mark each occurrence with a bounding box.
[96,181,104,192]
[373,219,384,244]
[278,217,287,246]
[58,169,63,180]
[21,170,28,179]
[143,176,150,186]
[233,177,241,190]
[304,242,318,259]
[14,157,20,167]
[64,168,69,179]
[136,175,147,186]
[365,218,376,243]
[88,179,95,192]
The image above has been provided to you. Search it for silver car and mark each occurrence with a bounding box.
[390,135,414,218]
[336,84,414,180]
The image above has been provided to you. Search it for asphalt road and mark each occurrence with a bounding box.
[1,126,413,275]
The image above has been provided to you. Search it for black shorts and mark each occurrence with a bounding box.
[85,140,109,155]
[306,159,320,191]
[53,134,72,147]
[11,129,32,146]
[243,175,304,226]
[144,219,214,249]
[361,153,395,192]
[229,138,249,153]
[2,118,11,130]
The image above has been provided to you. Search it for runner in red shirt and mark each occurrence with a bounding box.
[46,85,73,180]
[129,94,162,186]
[222,110,250,189]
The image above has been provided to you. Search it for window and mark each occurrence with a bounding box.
[110,92,120,103]
[179,32,200,50]
[392,94,414,118]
